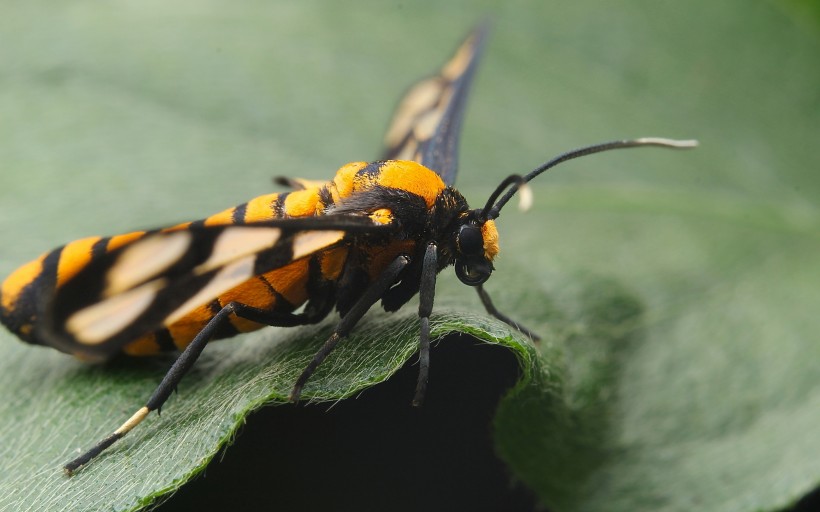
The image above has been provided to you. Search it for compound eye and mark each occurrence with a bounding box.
[458,224,484,257]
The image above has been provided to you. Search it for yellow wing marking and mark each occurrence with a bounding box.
[194,227,282,274]
[68,279,167,344]
[291,231,345,260]
[381,25,486,174]
[164,257,255,326]
[64,226,345,345]
[106,231,192,296]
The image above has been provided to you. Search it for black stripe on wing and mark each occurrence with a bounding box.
[37,216,392,358]
[382,23,489,186]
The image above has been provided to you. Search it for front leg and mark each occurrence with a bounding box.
[475,284,540,341]
[412,242,438,406]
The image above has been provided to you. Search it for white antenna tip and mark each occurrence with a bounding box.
[634,137,699,148]
[517,183,533,212]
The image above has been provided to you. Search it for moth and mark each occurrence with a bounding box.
[0,25,696,474]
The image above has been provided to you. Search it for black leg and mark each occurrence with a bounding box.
[412,243,437,406]
[476,284,540,341]
[64,303,321,475]
[289,255,410,403]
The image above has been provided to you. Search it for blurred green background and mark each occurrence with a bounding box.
[1,1,818,511]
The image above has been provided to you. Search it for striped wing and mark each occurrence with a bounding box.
[38,217,386,358]
[382,23,489,186]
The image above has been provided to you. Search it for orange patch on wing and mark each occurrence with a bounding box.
[57,237,101,287]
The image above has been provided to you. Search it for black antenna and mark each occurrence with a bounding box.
[477,174,526,221]
[485,137,698,220]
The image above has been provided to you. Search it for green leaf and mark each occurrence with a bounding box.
[1,1,818,511]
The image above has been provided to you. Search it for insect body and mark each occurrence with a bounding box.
[0,25,696,475]
[2,160,467,359]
